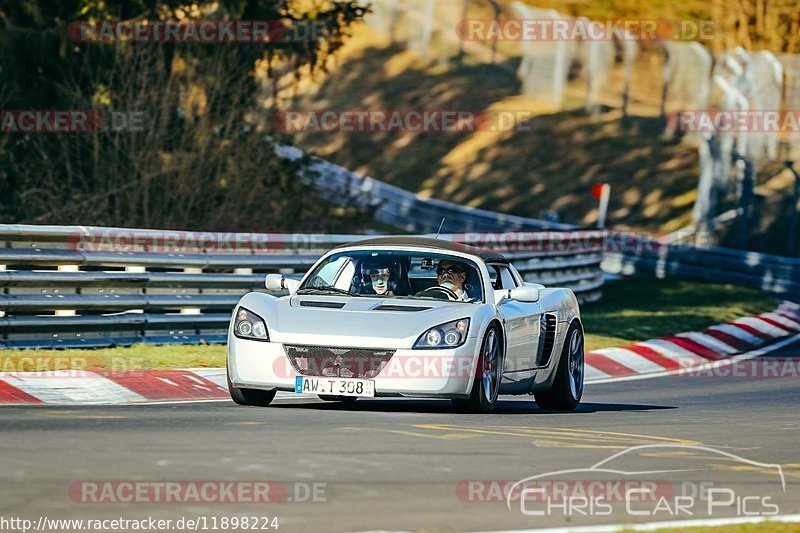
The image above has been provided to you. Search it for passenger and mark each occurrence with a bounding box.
[361,259,395,296]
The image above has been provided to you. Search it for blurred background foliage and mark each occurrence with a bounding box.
[0,0,373,231]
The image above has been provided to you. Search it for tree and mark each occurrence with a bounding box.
[0,0,373,231]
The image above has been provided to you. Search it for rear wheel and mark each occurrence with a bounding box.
[453,326,502,413]
[227,372,276,407]
[534,321,584,410]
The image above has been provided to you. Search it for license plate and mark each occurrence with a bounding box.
[295,376,375,398]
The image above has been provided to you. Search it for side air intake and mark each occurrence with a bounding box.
[536,314,558,367]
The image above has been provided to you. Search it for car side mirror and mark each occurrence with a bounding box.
[265,274,300,294]
[509,286,540,303]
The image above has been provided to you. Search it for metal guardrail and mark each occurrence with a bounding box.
[0,224,604,349]
[603,235,800,300]
[276,145,573,233]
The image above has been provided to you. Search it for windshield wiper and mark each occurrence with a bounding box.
[296,286,359,297]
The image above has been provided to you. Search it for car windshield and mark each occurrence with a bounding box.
[299,250,484,303]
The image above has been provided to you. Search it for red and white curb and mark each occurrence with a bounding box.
[1,302,798,405]
[0,366,314,405]
[0,368,232,405]
[585,301,800,382]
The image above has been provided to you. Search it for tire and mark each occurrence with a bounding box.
[453,326,502,413]
[227,371,276,407]
[318,395,358,403]
[535,321,584,410]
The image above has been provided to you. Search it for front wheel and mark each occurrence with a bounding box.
[453,326,502,413]
[227,372,276,407]
[534,321,584,410]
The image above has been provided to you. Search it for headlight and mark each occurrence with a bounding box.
[414,318,470,349]
[233,307,269,342]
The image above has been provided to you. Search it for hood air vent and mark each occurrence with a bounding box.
[299,300,346,309]
[374,304,432,312]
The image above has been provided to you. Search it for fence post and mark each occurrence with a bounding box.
[456,0,468,65]
[734,152,755,250]
[620,40,637,119]
[388,0,401,43]
[694,134,720,244]
[489,0,500,65]
[419,0,436,58]
[659,44,671,128]
[786,161,800,257]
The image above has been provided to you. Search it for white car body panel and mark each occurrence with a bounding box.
[227,240,582,400]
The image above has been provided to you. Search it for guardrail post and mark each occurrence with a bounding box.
[56,264,79,317]
[181,267,203,315]
[0,263,4,317]
[126,265,146,313]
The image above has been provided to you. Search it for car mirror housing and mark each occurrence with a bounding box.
[265,274,300,294]
[494,286,540,304]
[509,286,540,303]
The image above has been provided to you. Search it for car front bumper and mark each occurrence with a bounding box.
[228,336,481,399]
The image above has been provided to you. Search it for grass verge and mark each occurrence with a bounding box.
[581,277,777,352]
[0,344,226,373]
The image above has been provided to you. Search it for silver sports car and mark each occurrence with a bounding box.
[227,237,584,412]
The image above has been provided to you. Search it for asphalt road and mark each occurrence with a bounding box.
[2,339,799,533]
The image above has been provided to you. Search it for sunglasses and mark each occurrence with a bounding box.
[362,268,390,277]
[437,266,463,276]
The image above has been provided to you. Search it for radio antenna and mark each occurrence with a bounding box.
[435,218,446,240]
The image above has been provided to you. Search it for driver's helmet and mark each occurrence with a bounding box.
[360,257,397,295]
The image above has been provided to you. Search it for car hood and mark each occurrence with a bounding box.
[266,296,479,348]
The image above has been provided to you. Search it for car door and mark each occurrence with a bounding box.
[492,264,543,373]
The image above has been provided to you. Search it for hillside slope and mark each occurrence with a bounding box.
[288,24,794,241]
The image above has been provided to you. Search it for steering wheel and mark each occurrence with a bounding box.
[415,286,459,301]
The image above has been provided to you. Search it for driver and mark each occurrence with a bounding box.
[436,259,470,301]
[361,259,395,296]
